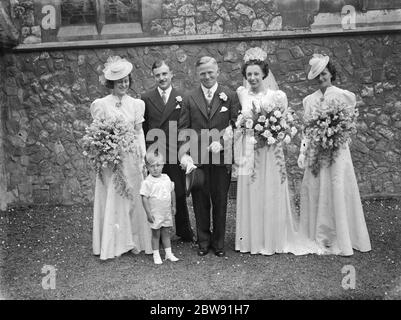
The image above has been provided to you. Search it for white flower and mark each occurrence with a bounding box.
[275,125,281,131]
[284,135,291,144]
[267,137,276,145]
[291,127,298,136]
[270,116,277,123]
[175,96,183,102]
[83,151,88,156]
[255,124,264,132]
[209,141,223,153]
[262,130,272,138]
[277,132,285,140]
[245,119,254,129]
[274,110,282,118]
[287,114,294,122]
[219,92,228,101]
[258,115,266,122]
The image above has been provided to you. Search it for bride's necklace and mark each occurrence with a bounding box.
[113,94,124,108]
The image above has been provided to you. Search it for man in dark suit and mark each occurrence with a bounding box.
[178,56,239,257]
[142,60,194,242]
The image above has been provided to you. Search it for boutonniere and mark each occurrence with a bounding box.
[219,92,228,102]
[220,106,228,112]
[175,96,182,109]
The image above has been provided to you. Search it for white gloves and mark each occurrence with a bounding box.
[297,138,308,169]
[180,154,197,174]
[297,154,306,169]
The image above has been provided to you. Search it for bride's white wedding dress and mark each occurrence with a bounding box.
[234,86,323,255]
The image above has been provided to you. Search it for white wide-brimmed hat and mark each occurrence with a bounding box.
[102,56,133,81]
[307,54,330,80]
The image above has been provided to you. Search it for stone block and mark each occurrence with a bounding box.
[178,4,195,16]
[276,49,292,62]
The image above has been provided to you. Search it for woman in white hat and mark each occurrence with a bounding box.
[297,54,371,256]
[90,56,152,260]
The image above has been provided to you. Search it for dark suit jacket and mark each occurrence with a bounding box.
[142,87,184,164]
[178,84,240,165]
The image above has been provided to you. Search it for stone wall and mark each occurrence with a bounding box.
[150,0,283,35]
[1,32,401,206]
[1,53,10,210]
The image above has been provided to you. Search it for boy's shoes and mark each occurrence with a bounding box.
[153,253,163,265]
[165,254,179,262]
[153,255,163,264]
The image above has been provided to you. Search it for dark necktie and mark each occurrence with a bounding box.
[161,90,167,105]
[206,89,213,116]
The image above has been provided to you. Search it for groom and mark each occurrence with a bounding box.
[142,60,194,242]
[178,56,239,257]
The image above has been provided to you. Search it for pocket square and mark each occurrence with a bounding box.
[220,106,228,112]
[176,105,181,109]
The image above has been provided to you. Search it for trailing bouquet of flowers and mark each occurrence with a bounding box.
[234,90,298,183]
[304,98,358,176]
[81,116,142,200]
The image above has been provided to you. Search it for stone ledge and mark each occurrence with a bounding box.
[14,26,401,51]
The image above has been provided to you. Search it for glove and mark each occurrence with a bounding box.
[297,154,306,169]
[180,154,197,174]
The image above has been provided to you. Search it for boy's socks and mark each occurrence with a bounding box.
[165,247,179,262]
[153,250,162,264]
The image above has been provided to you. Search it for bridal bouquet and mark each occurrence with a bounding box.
[234,90,298,183]
[81,116,142,199]
[235,92,298,150]
[304,98,358,176]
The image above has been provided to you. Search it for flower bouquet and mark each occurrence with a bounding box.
[234,91,298,183]
[235,92,297,150]
[81,116,142,199]
[304,98,358,176]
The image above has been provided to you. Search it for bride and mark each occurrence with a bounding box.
[234,47,321,255]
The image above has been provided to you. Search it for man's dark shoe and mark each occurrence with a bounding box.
[180,236,195,243]
[197,248,209,256]
[214,250,225,257]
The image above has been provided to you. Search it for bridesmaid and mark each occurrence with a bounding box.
[298,54,372,256]
[91,56,152,260]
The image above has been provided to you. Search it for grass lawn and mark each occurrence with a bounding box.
[0,197,400,300]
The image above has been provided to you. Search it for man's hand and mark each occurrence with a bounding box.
[171,207,177,216]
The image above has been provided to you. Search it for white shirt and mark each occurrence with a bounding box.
[157,86,172,103]
[201,83,218,101]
